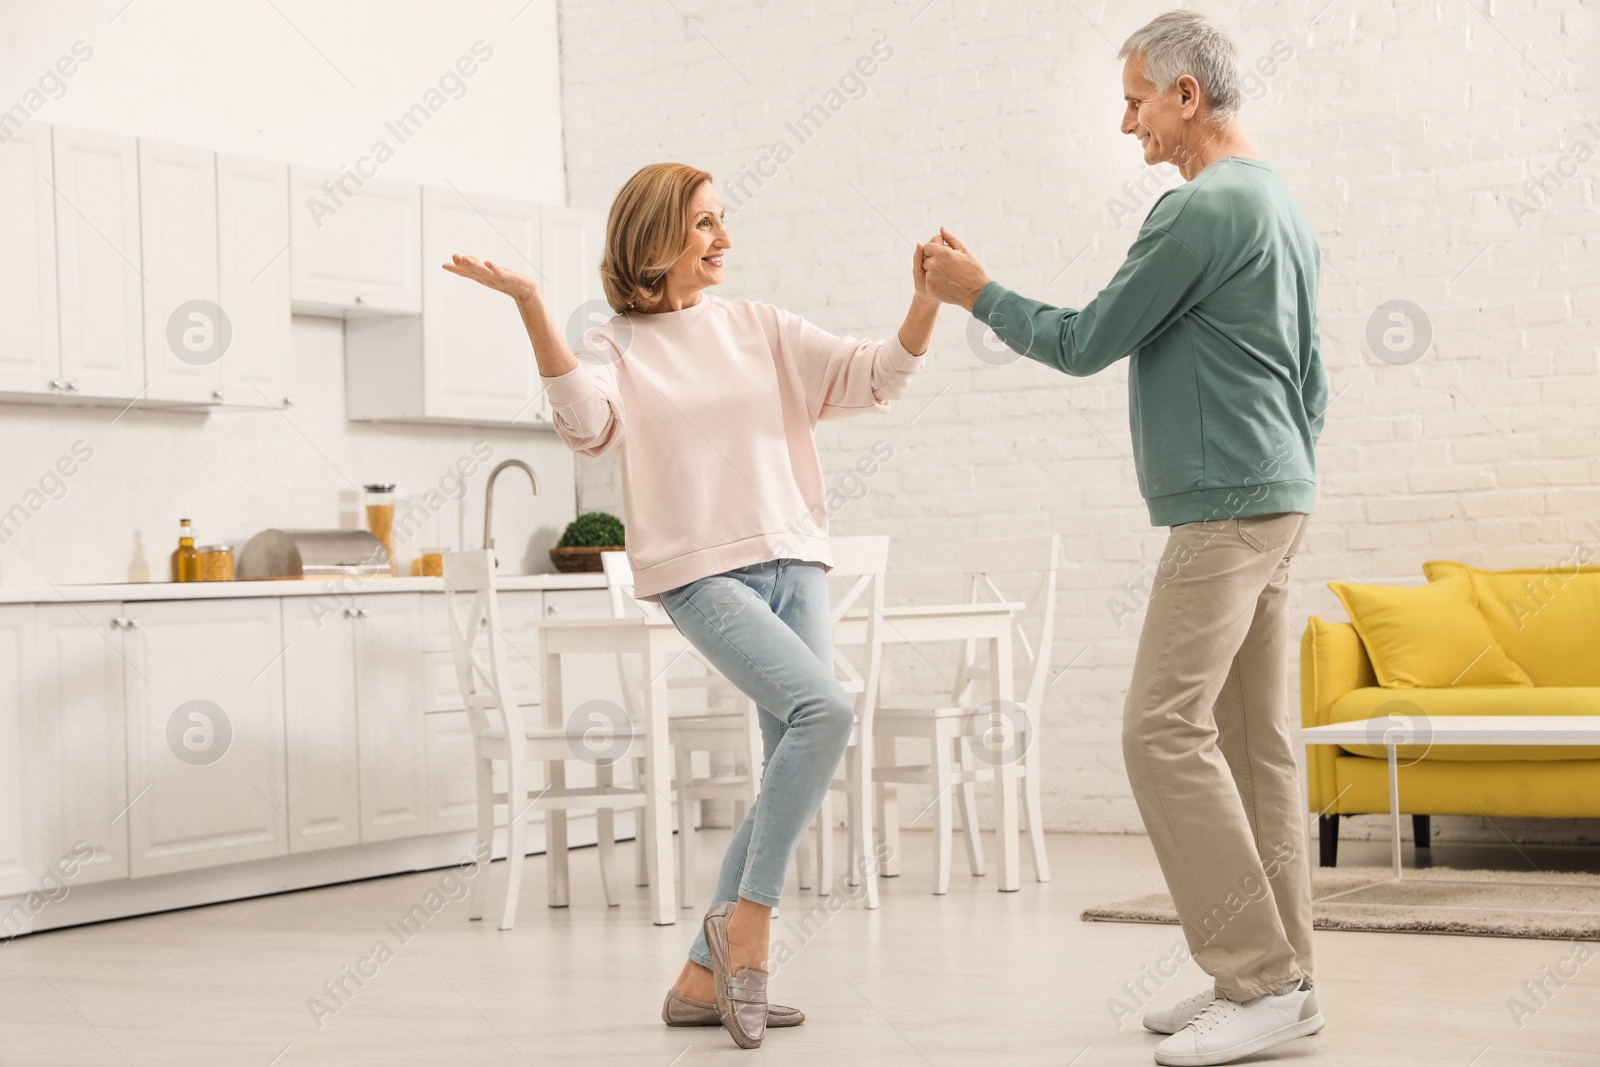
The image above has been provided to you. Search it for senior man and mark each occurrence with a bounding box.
[922,11,1329,1067]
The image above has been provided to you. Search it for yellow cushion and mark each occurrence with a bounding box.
[1327,686,1600,761]
[1328,574,1533,689]
[1423,560,1600,686]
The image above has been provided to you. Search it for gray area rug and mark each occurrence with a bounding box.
[1082,866,1600,941]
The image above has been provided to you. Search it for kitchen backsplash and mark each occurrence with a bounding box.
[0,315,577,586]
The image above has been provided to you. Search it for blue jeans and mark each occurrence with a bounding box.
[658,558,854,969]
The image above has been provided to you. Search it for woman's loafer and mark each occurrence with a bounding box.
[661,990,803,1027]
[702,901,770,1049]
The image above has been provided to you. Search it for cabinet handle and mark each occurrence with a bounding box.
[125,618,140,629]
[112,616,127,629]
[356,607,369,618]
[67,380,81,392]
[49,378,64,391]
[212,389,225,402]
[282,395,295,407]
[354,295,366,306]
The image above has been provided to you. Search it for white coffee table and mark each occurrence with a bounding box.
[1299,715,1600,879]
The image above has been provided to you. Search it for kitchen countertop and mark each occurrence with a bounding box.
[0,572,607,605]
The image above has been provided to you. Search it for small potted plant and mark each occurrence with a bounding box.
[549,511,626,573]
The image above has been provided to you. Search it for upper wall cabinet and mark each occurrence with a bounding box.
[542,206,609,348]
[0,126,294,410]
[52,127,145,400]
[289,166,422,316]
[345,188,544,427]
[140,139,221,405]
[0,124,60,396]
[217,155,291,409]
[0,121,588,426]
[421,187,542,422]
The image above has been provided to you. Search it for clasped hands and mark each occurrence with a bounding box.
[912,227,991,312]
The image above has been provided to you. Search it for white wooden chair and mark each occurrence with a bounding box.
[800,535,888,908]
[872,534,1061,893]
[442,550,646,929]
[600,552,763,908]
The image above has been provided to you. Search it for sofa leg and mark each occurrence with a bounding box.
[1413,814,1431,849]
[1318,814,1339,867]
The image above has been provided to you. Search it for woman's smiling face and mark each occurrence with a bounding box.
[661,181,730,300]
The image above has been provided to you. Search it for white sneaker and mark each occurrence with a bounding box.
[1153,984,1324,1066]
[1142,988,1215,1034]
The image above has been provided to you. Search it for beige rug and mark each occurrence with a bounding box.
[1082,866,1600,941]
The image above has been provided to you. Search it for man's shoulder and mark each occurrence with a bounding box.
[1145,162,1256,228]
[1143,160,1311,250]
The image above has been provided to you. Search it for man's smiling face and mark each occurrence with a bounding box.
[1120,54,1194,168]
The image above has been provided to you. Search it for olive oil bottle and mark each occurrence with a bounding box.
[171,519,201,582]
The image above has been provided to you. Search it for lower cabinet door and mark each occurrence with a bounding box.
[124,599,289,877]
[31,603,130,885]
[0,607,34,898]
[353,593,428,841]
[425,711,479,834]
[281,598,361,852]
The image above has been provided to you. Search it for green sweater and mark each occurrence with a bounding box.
[973,156,1327,527]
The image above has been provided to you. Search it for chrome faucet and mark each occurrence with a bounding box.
[483,460,540,558]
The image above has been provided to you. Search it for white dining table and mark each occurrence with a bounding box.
[836,601,1026,892]
[1299,715,1600,880]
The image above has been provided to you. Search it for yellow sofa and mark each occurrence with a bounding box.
[1301,559,1600,865]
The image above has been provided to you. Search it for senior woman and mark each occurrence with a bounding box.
[444,162,937,1050]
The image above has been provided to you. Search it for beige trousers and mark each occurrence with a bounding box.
[1122,511,1314,1001]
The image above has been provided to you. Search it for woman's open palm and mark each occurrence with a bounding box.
[441,254,539,303]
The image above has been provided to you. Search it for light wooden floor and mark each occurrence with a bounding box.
[2,830,1596,1066]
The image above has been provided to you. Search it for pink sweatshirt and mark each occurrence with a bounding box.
[542,294,926,599]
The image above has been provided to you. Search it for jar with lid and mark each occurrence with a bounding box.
[199,545,234,582]
[364,484,396,577]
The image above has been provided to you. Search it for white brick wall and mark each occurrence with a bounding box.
[558,0,1600,843]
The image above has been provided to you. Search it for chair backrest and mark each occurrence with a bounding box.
[441,549,524,743]
[953,534,1065,717]
[600,550,730,719]
[827,535,889,729]
[601,551,668,621]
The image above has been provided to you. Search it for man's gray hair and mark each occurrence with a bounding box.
[1118,10,1243,124]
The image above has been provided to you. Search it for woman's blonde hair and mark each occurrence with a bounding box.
[600,162,713,312]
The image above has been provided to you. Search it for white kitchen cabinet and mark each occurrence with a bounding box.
[53,127,144,399]
[421,188,542,422]
[281,597,362,852]
[540,207,610,428]
[140,139,221,404]
[123,599,289,877]
[424,711,478,834]
[353,593,429,842]
[290,166,421,315]
[0,578,620,933]
[0,607,33,897]
[30,603,129,885]
[0,124,60,397]
[216,154,291,408]
[345,188,543,426]
[542,207,609,346]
